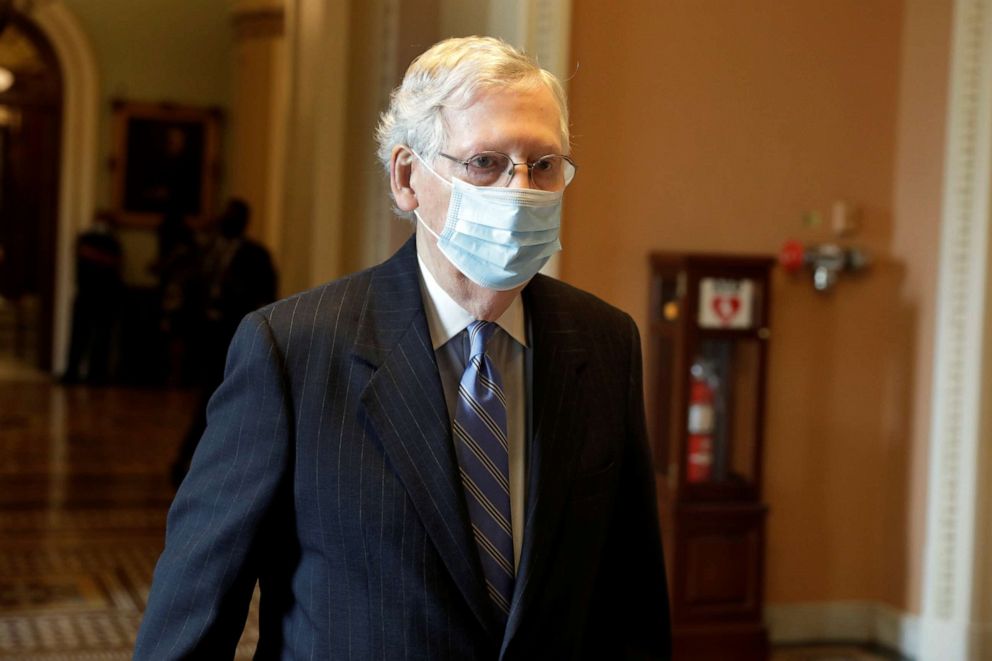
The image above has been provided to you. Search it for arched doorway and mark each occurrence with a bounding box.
[0,11,62,371]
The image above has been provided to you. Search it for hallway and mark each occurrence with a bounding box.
[0,363,258,658]
[0,362,896,659]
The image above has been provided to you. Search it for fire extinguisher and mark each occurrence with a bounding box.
[687,360,716,483]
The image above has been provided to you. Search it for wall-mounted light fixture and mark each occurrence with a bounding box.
[780,240,870,292]
[780,200,871,292]
[0,67,13,93]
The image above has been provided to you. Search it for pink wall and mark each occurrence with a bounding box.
[565,0,949,611]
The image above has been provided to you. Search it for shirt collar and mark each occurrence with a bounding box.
[417,256,527,350]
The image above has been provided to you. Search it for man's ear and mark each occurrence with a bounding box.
[390,146,418,212]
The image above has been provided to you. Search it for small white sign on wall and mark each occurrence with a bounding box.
[698,278,754,329]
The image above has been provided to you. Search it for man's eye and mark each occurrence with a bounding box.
[467,154,501,170]
[534,157,558,172]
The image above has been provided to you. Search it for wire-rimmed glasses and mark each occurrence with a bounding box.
[438,151,577,191]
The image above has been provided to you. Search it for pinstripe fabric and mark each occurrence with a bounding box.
[134,237,672,660]
[453,321,514,622]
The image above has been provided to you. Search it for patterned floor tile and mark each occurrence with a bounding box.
[0,372,257,658]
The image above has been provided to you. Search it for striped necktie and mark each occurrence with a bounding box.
[453,320,514,623]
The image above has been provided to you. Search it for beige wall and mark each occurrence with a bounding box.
[566,0,949,612]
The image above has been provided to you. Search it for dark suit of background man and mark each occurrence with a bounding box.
[62,210,123,384]
[170,198,278,487]
[135,36,671,659]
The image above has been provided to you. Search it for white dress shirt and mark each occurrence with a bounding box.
[416,257,527,572]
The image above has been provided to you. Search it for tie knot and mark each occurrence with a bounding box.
[467,320,497,359]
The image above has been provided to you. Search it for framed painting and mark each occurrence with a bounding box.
[109,100,223,228]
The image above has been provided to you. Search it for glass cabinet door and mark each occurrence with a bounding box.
[686,337,761,487]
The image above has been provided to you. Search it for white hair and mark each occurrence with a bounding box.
[375,36,570,178]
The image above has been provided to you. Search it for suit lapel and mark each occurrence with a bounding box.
[356,238,501,639]
[503,275,591,648]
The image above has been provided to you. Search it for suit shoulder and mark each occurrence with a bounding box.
[254,266,377,339]
[530,275,636,331]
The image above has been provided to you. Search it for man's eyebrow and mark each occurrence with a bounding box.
[456,144,563,157]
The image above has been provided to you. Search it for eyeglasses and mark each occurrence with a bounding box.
[438,151,577,191]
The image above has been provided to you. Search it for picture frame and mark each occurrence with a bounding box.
[109,100,223,228]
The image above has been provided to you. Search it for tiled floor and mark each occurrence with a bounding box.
[0,297,40,370]
[0,361,898,659]
[0,366,258,659]
[770,644,899,660]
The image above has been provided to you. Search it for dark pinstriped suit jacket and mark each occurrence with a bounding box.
[134,238,671,659]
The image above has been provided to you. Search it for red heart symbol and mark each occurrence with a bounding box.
[711,296,740,324]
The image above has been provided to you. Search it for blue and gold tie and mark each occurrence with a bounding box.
[454,320,514,622]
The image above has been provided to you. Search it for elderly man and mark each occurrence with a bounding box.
[135,36,671,659]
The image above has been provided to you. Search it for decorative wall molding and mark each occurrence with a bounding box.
[920,0,992,658]
[32,2,100,375]
[766,601,920,658]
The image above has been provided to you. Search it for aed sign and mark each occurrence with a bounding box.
[698,278,754,329]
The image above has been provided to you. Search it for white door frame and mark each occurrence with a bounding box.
[921,0,992,658]
[32,2,100,374]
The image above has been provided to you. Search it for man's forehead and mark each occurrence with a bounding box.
[438,85,563,152]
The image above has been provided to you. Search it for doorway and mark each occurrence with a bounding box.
[0,12,62,371]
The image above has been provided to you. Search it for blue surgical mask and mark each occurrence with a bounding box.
[412,151,563,291]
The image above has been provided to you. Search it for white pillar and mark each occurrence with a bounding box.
[228,0,289,267]
[920,0,992,658]
[279,0,351,293]
[33,2,100,374]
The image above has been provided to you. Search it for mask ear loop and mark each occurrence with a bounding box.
[410,149,455,241]
[414,210,443,240]
[410,149,453,188]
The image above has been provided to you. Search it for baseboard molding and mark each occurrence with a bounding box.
[766,601,920,658]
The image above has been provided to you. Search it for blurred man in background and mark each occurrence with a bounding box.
[169,198,277,487]
[62,210,123,385]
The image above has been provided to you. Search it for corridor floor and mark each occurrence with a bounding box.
[0,365,259,659]
[0,363,896,660]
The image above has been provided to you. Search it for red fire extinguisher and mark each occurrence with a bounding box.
[687,361,716,483]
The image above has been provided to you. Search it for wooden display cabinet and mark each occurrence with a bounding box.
[648,253,775,660]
